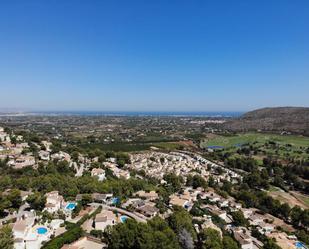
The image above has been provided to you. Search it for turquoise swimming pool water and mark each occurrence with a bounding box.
[120,215,128,223]
[112,197,120,205]
[37,227,47,235]
[65,202,76,210]
[295,241,307,249]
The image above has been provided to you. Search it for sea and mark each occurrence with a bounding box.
[26,111,243,117]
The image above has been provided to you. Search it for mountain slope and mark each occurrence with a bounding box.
[223,107,309,135]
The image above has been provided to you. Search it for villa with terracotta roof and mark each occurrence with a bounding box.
[61,236,106,249]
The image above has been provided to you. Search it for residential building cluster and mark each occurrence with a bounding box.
[128,152,210,180]
[128,151,241,184]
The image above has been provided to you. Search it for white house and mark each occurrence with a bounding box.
[249,214,264,226]
[232,227,264,249]
[44,191,64,213]
[134,190,159,201]
[257,222,274,234]
[233,227,254,249]
[39,150,50,161]
[14,238,25,249]
[91,168,106,181]
[61,236,105,249]
[13,216,35,249]
[169,195,191,209]
[51,151,71,162]
[8,155,35,169]
[0,129,10,142]
[218,198,229,208]
[95,210,116,231]
[137,204,159,218]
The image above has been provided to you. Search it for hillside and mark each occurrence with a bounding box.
[223,107,309,135]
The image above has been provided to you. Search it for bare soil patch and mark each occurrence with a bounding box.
[269,190,308,209]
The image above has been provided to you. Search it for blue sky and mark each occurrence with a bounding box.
[0,0,308,112]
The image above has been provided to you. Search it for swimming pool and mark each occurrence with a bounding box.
[65,202,76,210]
[37,227,48,235]
[120,215,128,223]
[112,197,120,205]
[295,242,307,249]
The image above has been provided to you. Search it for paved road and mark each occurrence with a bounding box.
[90,203,148,223]
[70,162,84,177]
[0,203,29,225]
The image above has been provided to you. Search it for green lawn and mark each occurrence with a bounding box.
[201,133,309,149]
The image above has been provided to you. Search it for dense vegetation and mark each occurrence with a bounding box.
[223,107,309,135]
[105,217,180,249]
[0,226,14,249]
[105,209,239,249]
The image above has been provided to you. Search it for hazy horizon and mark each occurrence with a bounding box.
[0,106,308,116]
[0,107,244,114]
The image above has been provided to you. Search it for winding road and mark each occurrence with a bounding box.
[89,203,148,223]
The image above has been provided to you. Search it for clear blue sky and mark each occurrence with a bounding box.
[0,0,308,112]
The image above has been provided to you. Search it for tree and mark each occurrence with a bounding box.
[7,189,22,209]
[301,209,309,228]
[222,236,239,249]
[144,217,180,249]
[105,218,180,249]
[163,173,184,193]
[169,208,196,240]
[186,175,194,187]
[244,172,262,189]
[116,152,130,164]
[231,211,249,227]
[155,199,167,214]
[237,190,258,207]
[273,176,285,189]
[295,230,309,245]
[43,226,83,249]
[0,226,14,249]
[10,136,17,145]
[81,194,93,206]
[278,203,290,219]
[90,229,104,238]
[200,228,222,249]
[98,154,106,163]
[290,206,302,227]
[192,175,207,189]
[208,176,216,188]
[117,159,125,168]
[56,161,71,174]
[26,193,46,211]
[263,239,281,249]
[71,151,79,162]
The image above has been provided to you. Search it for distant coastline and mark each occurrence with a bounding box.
[0,111,243,118]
